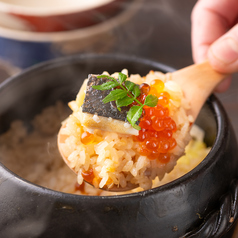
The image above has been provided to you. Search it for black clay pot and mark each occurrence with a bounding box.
[0,54,238,238]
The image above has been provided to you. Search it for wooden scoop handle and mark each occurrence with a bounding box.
[170,61,227,119]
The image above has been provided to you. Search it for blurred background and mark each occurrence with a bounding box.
[0,0,237,140]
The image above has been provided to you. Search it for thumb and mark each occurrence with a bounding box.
[208,23,238,74]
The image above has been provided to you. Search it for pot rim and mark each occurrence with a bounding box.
[0,53,227,201]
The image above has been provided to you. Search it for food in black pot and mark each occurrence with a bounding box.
[0,54,237,237]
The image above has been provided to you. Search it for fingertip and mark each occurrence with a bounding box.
[208,27,238,74]
[193,46,209,64]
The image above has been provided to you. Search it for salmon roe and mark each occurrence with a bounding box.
[134,80,177,164]
[140,83,151,94]
[75,181,85,193]
[150,79,164,93]
[81,168,95,184]
[131,83,150,106]
[81,131,94,144]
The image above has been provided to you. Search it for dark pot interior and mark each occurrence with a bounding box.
[0,54,238,238]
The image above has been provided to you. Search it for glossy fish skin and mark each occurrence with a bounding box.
[82,74,128,122]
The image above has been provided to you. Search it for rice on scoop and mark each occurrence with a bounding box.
[58,70,194,190]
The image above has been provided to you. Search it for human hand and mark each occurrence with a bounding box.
[191,0,238,92]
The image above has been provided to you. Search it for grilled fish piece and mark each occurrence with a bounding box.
[78,74,138,135]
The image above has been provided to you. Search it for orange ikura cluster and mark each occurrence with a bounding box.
[134,79,177,164]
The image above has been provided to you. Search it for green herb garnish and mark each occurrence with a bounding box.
[92,73,158,130]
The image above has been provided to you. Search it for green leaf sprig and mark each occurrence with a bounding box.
[92,73,158,130]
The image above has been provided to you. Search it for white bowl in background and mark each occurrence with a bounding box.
[0,0,131,32]
[0,0,141,68]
